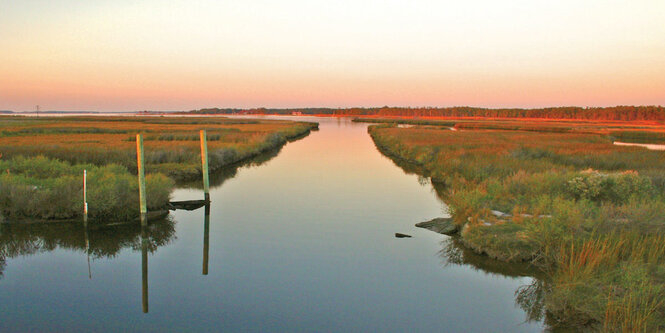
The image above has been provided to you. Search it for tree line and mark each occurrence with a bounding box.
[186,105,665,121]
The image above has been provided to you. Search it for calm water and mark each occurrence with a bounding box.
[614,141,665,150]
[0,116,543,332]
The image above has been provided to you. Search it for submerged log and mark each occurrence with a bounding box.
[395,233,412,238]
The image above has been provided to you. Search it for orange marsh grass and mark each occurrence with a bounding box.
[0,116,317,181]
[369,123,665,330]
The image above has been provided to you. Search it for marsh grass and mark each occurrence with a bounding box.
[609,130,665,143]
[369,124,665,330]
[0,116,317,222]
[0,156,174,222]
[352,117,457,127]
[0,115,317,181]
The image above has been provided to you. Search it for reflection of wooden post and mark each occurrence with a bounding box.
[85,227,91,279]
[202,204,210,275]
[141,227,149,313]
[83,169,88,226]
[136,134,147,226]
[200,130,210,202]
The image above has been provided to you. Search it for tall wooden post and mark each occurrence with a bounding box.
[200,130,210,202]
[83,169,88,226]
[136,134,147,226]
[202,203,210,275]
[141,227,149,313]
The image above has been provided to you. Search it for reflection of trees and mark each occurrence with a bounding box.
[0,217,176,279]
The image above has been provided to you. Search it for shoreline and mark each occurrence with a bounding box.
[0,120,318,225]
[366,122,665,330]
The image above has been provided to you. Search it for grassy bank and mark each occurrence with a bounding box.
[354,117,665,144]
[0,156,173,222]
[608,130,665,143]
[368,123,665,331]
[0,116,318,181]
[0,116,317,223]
[352,117,457,127]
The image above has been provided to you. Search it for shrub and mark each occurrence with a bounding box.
[567,170,654,203]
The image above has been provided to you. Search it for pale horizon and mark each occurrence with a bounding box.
[2,0,664,112]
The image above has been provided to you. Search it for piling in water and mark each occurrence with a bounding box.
[83,169,88,226]
[200,130,210,202]
[136,134,147,226]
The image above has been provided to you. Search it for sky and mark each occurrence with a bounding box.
[1,0,664,112]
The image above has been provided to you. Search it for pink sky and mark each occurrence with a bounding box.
[1,1,664,111]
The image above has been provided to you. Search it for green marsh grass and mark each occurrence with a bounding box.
[0,156,173,222]
[0,116,317,223]
[369,124,665,330]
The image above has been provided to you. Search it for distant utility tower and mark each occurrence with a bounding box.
[35,105,40,114]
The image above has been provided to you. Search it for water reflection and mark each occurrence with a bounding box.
[0,256,5,280]
[141,226,149,313]
[437,237,551,325]
[515,279,547,324]
[374,145,431,178]
[372,138,451,199]
[202,204,210,275]
[142,203,210,314]
[417,175,430,186]
[84,227,91,279]
[614,141,665,150]
[0,218,176,280]
[374,135,551,328]
[177,144,283,190]
[438,237,541,279]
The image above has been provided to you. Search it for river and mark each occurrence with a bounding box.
[0,116,544,332]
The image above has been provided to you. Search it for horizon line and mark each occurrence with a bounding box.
[5,104,665,113]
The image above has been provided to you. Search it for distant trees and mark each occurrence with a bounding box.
[332,106,665,121]
[187,105,665,121]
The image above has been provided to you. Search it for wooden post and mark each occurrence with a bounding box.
[202,203,210,275]
[136,134,147,226]
[200,130,210,202]
[83,169,88,226]
[141,227,149,313]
